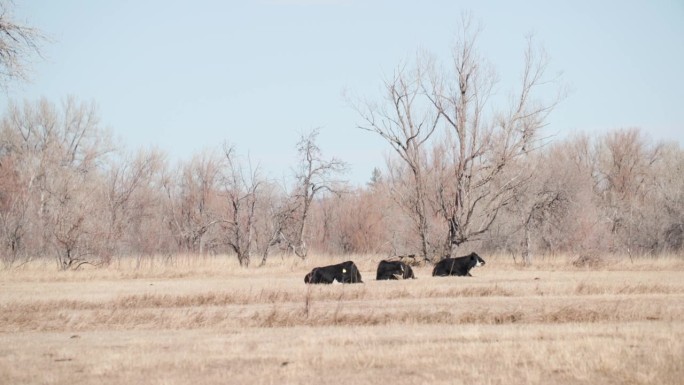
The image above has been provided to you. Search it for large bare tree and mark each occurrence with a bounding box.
[0,98,112,269]
[288,128,346,259]
[257,182,298,266]
[356,15,562,260]
[426,18,563,257]
[353,64,439,260]
[218,145,261,267]
[593,128,664,254]
[101,149,164,262]
[507,147,573,265]
[163,151,223,254]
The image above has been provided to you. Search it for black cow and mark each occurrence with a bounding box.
[432,252,486,277]
[304,261,363,284]
[376,260,416,280]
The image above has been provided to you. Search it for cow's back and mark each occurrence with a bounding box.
[432,257,466,276]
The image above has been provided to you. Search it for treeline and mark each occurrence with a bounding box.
[0,97,682,269]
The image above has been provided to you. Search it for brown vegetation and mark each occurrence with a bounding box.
[1,101,682,269]
[1,8,681,383]
[1,254,682,384]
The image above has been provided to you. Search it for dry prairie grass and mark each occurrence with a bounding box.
[1,253,683,385]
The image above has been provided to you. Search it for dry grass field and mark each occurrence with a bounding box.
[1,254,683,385]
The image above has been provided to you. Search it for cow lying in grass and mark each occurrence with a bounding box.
[304,261,363,284]
[376,260,416,280]
[432,252,486,277]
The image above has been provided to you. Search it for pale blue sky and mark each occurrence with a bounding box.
[6,0,684,184]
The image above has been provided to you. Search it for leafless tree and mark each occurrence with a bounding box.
[354,15,562,261]
[0,0,45,89]
[593,128,664,254]
[46,161,98,270]
[508,149,572,264]
[353,63,439,260]
[101,148,164,263]
[47,100,111,269]
[0,153,32,266]
[426,16,562,258]
[0,98,112,269]
[258,183,298,266]
[218,145,261,267]
[163,151,223,254]
[0,101,52,265]
[288,128,346,259]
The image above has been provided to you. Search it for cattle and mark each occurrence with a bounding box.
[376,260,416,280]
[304,261,363,284]
[432,252,486,277]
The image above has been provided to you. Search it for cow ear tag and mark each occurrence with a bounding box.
[342,268,346,273]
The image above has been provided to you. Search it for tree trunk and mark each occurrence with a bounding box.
[238,252,250,267]
[522,225,532,266]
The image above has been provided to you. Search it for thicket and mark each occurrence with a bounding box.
[0,97,681,269]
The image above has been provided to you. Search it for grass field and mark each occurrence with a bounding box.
[1,254,683,385]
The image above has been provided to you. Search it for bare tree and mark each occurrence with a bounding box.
[0,1,45,88]
[287,128,346,259]
[163,151,223,254]
[0,98,112,269]
[426,17,562,257]
[218,145,261,267]
[509,149,571,265]
[47,100,111,269]
[46,161,98,270]
[354,16,562,260]
[0,100,52,266]
[0,152,32,266]
[258,182,298,266]
[593,128,663,254]
[101,148,164,263]
[353,64,439,260]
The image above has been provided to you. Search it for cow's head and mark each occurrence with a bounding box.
[470,253,485,267]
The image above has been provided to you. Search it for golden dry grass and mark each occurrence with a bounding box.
[1,253,683,385]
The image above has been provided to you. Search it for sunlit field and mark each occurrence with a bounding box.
[1,254,683,385]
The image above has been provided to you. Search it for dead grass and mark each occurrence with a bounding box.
[1,253,683,384]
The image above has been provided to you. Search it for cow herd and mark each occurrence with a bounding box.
[303,252,486,284]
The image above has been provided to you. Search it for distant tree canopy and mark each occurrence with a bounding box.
[0,97,681,269]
